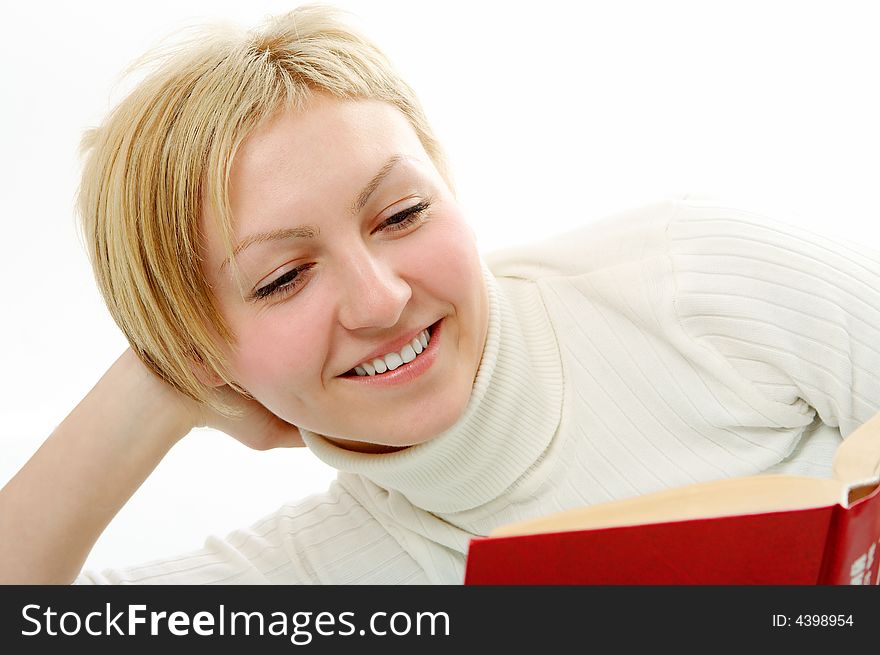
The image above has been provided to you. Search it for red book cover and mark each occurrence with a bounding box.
[465,415,880,585]
[465,485,880,584]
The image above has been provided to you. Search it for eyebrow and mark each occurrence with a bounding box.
[220,154,405,272]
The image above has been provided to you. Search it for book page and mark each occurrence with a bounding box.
[490,475,844,538]
[832,411,880,486]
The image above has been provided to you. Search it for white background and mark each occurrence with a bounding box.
[2,0,879,574]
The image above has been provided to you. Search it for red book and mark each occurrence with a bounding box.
[465,415,880,585]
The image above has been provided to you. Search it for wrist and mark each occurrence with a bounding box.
[108,349,198,446]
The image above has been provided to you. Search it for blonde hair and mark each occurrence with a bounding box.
[78,4,451,417]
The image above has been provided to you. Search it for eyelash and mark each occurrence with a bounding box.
[251,200,432,302]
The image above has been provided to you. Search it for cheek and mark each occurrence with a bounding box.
[230,314,326,392]
[409,217,480,299]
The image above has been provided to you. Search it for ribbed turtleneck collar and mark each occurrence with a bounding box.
[300,261,563,514]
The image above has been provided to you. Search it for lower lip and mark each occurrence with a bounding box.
[340,319,443,387]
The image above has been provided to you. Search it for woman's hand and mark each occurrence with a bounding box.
[186,385,305,450]
[189,385,305,451]
[116,348,305,451]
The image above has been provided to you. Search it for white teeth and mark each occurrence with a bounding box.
[351,326,433,376]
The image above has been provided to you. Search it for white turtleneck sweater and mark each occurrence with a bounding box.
[76,193,880,584]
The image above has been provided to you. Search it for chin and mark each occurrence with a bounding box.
[389,389,471,446]
[339,386,470,449]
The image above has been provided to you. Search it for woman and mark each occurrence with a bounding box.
[2,4,879,584]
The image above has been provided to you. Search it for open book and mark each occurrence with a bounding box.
[465,414,880,585]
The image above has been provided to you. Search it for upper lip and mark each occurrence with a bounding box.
[341,321,435,374]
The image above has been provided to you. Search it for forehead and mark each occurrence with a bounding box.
[231,94,424,194]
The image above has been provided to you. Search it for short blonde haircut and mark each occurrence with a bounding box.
[78,4,451,417]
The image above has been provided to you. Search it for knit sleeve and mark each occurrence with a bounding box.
[668,194,880,440]
[73,480,427,584]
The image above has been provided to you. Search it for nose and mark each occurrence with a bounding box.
[336,247,412,331]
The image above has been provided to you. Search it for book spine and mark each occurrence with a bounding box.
[818,485,880,584]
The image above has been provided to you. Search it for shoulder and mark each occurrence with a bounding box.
[483,194,682,281]
[666,193,880,296]
[483,191,872,282]
[667,192,839,255]
[482,192,801,283]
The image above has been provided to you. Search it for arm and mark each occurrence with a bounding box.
[0,348,302,584]
[668,195,880,437]
[74,478,430,585]
[0,349,191,583]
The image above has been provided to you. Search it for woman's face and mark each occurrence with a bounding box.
[200,93,489,450]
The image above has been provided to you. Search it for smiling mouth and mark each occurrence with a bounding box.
[339,319,443,378]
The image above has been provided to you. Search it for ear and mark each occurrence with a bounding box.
[187,356,226,388]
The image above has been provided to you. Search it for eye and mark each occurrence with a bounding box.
[374,200,432,234]
[251,263,315,302]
